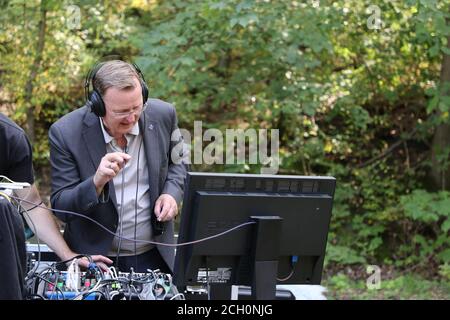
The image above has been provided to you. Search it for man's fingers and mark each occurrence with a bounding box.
[106,152,131,166]
[171,205,178,219]
[158,203,170,221]
[154,199,162,217]
[92,255,113,265]
[158,203,176,221]
[108,162,120,174]
[94,152,132,193]
[105,154,124,166]
[102,168,117,178]
[166,205,177,221]
[76,257,90,269]
[77,256,112,272]
[154,194,178,221]
[107,152,129,161]
[96,262,109,272]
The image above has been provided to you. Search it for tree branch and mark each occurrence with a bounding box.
[356,128,417,169]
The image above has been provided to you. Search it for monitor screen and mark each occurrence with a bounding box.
[173,172,336,299]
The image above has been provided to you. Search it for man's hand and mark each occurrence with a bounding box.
[154,194,178,222]
[93,152,131,195]
[75,255,113,273]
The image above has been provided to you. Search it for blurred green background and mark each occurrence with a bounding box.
[1,0,449,299]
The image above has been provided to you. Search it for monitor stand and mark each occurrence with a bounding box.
[207,216,283,300]
[248,216,283,300]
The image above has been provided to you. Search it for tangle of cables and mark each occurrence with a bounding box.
[25,258,184,300]
[4,193,255,300]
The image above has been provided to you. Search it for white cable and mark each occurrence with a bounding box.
[109,290,122,300]
[66,258,80,293]
[90,279,103,292]
[170,293,185,300]
[109,266,118,279]
[0,175,31,189]
[130,285,142,300]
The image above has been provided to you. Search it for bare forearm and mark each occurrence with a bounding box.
[15,185,112,269]
[23,206,74,261]
[16,185,76,261]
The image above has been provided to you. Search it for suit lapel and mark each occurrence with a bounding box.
[82,111,118,206]
[140,109,160,206]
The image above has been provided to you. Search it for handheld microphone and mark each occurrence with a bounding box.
[152,214,166,236]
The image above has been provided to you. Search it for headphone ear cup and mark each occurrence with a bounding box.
[90,90,106,117]
[141,79,149,104]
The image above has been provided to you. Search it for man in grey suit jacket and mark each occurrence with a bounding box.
[49,60,187,273]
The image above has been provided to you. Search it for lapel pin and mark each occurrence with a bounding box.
[149,124,154,130]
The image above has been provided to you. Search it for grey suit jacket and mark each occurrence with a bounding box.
[49,99,187,270]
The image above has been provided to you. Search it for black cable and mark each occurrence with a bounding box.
[34,274,66,300]
[134,138,143,268]
[55,254,93,266]
[21,200,43,213]
[31,266,55,295]
[9,195,256,247]
[115,157,126,270]
[83,290,107,300]
[109,138,128,271]
[21,208,42,280]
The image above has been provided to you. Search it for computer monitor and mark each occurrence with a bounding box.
[173,172,336,300]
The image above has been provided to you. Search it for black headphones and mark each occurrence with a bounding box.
[84,61,149,117]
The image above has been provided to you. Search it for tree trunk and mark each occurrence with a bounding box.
[24,0,47,144]
[430,30,450,190]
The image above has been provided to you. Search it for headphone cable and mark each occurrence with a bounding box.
[134,138,142,268]
[114,144,127,270]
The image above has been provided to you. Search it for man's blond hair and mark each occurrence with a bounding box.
[93,60,140,96]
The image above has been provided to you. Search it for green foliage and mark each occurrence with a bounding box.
[397,190,450,267]
[324,273,450,300]
[401,190,450,223]
[438,263,450,281]
[325,245,367,265]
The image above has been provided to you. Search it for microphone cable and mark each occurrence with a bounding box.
[134,138,143,268]
[114,144,127,270]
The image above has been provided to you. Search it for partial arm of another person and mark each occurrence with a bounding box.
[15,185,112,271]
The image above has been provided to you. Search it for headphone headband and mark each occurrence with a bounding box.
[85,60,149,117]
